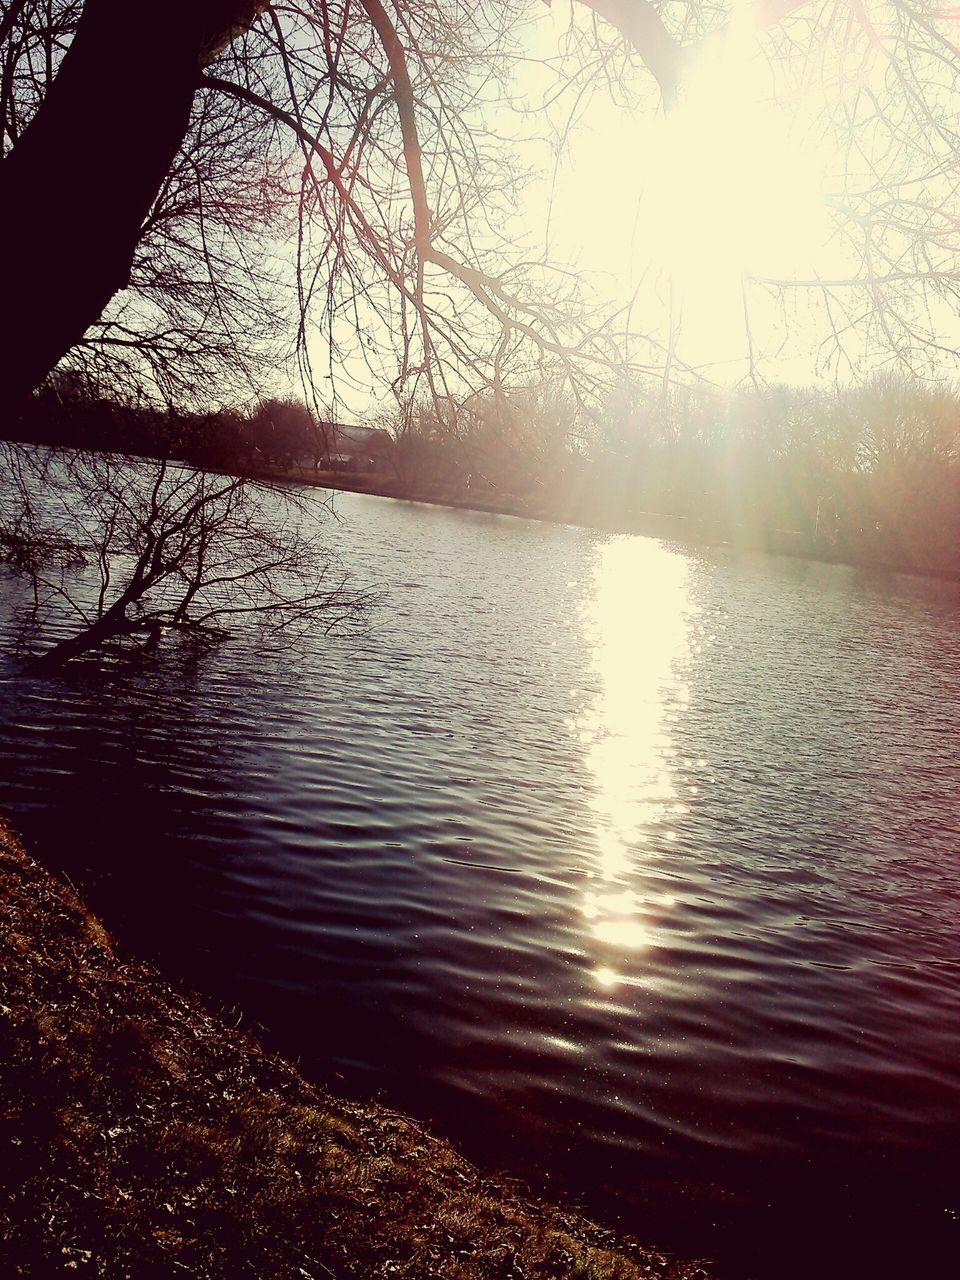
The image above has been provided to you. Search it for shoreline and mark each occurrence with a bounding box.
[271,468,960,585]
[0,817,710,1279]
[5,430,955,583]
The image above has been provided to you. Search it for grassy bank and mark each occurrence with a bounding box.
[0,820,710,1280]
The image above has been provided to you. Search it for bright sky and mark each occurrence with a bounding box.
[305,1,958,416]
[526,3,837,380]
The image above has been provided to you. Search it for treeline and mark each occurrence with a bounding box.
[386,376,960,578]
[7,371,960,578]
[11,374,327,475]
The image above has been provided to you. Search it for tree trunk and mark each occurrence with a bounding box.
[22,592,138,674]
[0,0,263,413]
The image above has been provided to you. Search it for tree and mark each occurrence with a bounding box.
[0,2,290,406]
[3,2,960,422]
[0,3,252,406]
[0,0,603,416]
[0,440,361,672]
[246,397,326,472]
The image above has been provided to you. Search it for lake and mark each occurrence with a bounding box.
[2,485,959,1278]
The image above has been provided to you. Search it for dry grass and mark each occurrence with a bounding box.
[0,819,711,1280]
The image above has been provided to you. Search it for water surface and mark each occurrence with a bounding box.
[2,487,959,1278]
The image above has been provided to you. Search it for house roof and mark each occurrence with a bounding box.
[327,424,392,452]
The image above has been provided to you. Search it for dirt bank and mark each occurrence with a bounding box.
[0,819,710,1280]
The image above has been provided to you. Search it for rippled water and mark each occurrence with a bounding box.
[2,486,960,1278]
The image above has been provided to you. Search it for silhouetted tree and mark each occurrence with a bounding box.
[0,1,619,419]
[3,2,960,424]
[247,398,324,472]
[0,441,361,672]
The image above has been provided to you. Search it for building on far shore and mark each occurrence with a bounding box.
[309,423,393,473]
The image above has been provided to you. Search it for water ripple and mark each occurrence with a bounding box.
[1,487,959,1278]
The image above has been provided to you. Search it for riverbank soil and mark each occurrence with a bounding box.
[0,820,709,1280]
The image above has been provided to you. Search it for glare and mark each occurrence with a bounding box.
[646,30,828,282]
[641,24,829,353]
[582,888,640,920]
[536,4,831,369]
[592,918,651,949]
[584,537,690,847]
[579,536,693,974]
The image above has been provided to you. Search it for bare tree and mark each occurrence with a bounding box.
[0,441,362,673]
[3,1,960,420]
[0,1,619,418]
[0,2,293,405]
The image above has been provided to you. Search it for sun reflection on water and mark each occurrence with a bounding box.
[579,537,693,988]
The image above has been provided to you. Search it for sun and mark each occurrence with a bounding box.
[636,20,830,353]
[644,25,828,287]
[533,6,831,369]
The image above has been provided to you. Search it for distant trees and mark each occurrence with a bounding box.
[831,376,960,564]
[245,399,326,473]
[377,374,960,576]
[588,377,960,573]
[1,375,956,680]
[385,384,582,496]
[12,380,331,476]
